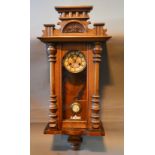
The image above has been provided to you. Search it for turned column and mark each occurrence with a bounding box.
[91,42,102,129]
[47,44,57,128]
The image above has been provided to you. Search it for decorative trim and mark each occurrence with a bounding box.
[63,22,85,33]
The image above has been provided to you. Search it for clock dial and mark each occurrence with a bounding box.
[71,102,81,113]
[73,104,80,113]
[63,51,86,73]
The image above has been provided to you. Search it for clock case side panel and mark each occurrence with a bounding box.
[55,43,63,130]
[87,43,94,129]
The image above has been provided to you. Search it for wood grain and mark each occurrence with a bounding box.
[37,6,111,149]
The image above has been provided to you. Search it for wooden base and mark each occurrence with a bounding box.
[44,123,105,150]
[44,122,105,136]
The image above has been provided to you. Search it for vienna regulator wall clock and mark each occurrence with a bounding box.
[37,6,111,150]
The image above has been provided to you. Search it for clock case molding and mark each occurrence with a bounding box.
[37,6,111,150]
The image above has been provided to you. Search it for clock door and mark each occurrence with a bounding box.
[61,43,88,129]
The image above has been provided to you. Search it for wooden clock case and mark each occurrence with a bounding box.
[37,6,111,150]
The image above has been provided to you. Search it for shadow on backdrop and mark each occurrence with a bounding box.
[100,42,113,100]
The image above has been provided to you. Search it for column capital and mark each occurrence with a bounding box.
[47,44,57,62]
[47,44,57,55]
[93,42,102,62]
[93,42,102,54]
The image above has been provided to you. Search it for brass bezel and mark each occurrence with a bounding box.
[63,50,86,73]
[71,102,81,114]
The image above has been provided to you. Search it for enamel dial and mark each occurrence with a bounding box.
[63,51,86,73]
[71,102,81,113]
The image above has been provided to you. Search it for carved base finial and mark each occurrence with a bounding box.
[68,135,83,150]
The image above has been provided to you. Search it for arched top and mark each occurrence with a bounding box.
[62,22,85,33]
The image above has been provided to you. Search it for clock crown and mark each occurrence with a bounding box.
[38,6,111,43]
[55,6,93,21]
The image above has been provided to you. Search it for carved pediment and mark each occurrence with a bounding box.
[63,22,85,33]
[39,6,111,39]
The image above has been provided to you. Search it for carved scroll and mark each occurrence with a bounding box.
[63,22,85,33]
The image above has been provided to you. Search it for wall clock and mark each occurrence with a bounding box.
[37,6,111,150]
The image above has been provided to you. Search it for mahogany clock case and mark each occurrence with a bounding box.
[37,5,112,149]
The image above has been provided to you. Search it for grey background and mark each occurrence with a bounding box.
[30,0,124,154]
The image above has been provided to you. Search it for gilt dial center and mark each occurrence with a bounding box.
[63,51,86,73]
